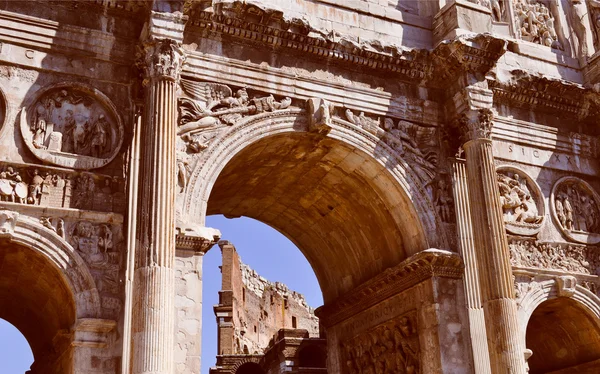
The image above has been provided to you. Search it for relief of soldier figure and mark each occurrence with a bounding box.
[555,183,600,234]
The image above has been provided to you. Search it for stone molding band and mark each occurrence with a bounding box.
[315,249,463,328]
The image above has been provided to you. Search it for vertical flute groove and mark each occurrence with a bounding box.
[132,77,177,374]
[452,159,492,374]
[464,138,526,374]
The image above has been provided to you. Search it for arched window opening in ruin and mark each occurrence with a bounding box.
[298,344,327,368]
[235,362,265,374]
[0,318,34,373]
[525,297,600,374]
[0,242,77,373]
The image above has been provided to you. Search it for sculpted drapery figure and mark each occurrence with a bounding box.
[554,182,600,233]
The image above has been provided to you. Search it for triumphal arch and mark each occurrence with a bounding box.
[1,0,600,373]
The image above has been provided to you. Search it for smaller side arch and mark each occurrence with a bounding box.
[1,210,102,319]
[517,279,600,338]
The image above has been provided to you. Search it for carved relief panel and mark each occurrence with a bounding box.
[20,83,124,170]
[513,0,562,49]
[551,176,600,244]
[497,167,545,236]
[341,312,420,374]
[509,237,600,275]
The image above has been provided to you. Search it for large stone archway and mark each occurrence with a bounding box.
[183,110,447,302]
[526,297,600,373]
[181,109,470,372]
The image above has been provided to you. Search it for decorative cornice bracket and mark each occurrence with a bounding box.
[175,221,221,254]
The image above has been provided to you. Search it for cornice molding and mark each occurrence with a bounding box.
[489,71,600,121]
[186,9,506,87]
[315,249,463,328]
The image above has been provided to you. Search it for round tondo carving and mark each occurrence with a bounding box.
[551,177,600,244]
[20,83,123,170]
[497,166,545,236]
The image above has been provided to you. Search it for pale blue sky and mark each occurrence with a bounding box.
[0,215,322,374]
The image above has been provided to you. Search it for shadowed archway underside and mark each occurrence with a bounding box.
[526,297,600,374]
[0,243,76,362]
[207,132,426,303]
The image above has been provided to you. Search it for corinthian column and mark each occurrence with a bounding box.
[131,38,185,374]
[458,109,527,374]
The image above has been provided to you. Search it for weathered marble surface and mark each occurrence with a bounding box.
[1,1,600,373]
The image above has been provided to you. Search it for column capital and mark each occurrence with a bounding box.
[453,108,494,144]
[137,38,185,83]
[175,221,221,254]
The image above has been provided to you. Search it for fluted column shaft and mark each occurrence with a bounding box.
[461,110,527,374]
[452,159,491,374]
[132,38,184,374]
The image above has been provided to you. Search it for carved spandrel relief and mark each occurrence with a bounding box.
[551,177,600,244]
[68,220,122,295]
[497,167,544,235]
[0,164,125,214]
[20,84,124,170]
[341,313,420,374]
[509,237,600,275]
[344,109,439,184]
[177,79,292,153]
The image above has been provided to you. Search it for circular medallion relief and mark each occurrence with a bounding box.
[20,83,123,170]
[497,166,545,236]
[550,177,600,244]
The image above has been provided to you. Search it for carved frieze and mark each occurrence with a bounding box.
[19,83,124,170]
[341,312,420,374]
[177,79,292,152]
[551,177,600,244]
[0,163,125,214]
[514,0,562,49]
[497,167,544,236]
[508,237,600,275]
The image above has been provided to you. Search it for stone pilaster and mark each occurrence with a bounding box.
[174,223,221,373]
[131,38,185,374]
[457,108,527,374]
